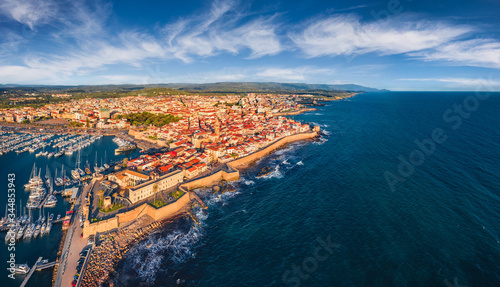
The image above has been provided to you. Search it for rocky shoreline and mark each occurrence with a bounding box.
[80,216,163,287]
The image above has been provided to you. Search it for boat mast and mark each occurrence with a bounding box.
[77,149,81,169]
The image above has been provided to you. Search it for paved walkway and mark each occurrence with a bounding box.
[54,182,93,287]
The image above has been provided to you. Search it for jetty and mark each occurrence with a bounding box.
[20,257,59,287]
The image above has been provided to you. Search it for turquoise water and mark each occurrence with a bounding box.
[114,92,500,287]
[0,136,140,287]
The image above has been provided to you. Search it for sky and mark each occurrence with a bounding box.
[0,0,500,91]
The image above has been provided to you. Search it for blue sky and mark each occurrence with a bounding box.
[0,0,499,90]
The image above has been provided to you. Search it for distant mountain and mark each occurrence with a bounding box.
[164,82,383,93]
[0,82,385,97]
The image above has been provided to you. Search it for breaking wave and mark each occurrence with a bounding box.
[309,122,329,128]
[313,138,328,145]
[259,164,284,179]
[117,222,204,286]
[205,190,241,206]
[243,179,255,185]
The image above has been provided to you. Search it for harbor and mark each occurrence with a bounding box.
[0,132,140,286]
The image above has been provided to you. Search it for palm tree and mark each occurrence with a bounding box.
[112,193,118,208]
[153,183,159,204]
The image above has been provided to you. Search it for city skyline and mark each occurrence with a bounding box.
[1,0,500,91]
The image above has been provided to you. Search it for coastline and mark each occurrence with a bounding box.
[228,131,318,170]
[78,130,320,285]
[273,108,317,116]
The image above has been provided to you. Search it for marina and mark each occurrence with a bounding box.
[0,133,140,286]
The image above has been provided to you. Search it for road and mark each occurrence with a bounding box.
[54,181,94,287]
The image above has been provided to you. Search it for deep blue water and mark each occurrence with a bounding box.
[115,92,500,287]
[0,136,140,287]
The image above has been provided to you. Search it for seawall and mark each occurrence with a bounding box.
[83,191,194,238]
[83,132,316,238]
[180,169,240,191]
[227,132,318,170]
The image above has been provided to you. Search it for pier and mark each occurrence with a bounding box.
[36,260,59,271]
[20,257,59,287]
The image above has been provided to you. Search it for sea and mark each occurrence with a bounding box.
[2,91,500,287]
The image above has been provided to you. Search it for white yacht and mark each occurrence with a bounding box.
[14,263,30,274]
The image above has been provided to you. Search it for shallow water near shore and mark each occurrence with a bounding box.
[113,92,500,287]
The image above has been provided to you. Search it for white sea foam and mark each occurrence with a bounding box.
[205,190,241,206]
[243,179,255,185]
[274,145,295,156]
[313,138,328,145]
[123,224,203,284]
[297,160,304,166]
[259,164,284,179]
[309,122,329,128]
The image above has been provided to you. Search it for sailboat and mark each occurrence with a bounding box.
[71,149,82,179]
[45,165,51,189]
[56,165,65,187]
[99,157,105,172]
[54,147,63,157]
[77,150,85,176]
[24,163,39,189]
[85,159,91,175]
[94,152,100,173]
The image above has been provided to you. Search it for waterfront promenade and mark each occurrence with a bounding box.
[54,181,94,287]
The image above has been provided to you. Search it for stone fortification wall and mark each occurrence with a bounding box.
[180,169,240,191]
[228,132,317,169]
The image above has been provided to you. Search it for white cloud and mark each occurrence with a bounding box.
[98,74,148,85]
[0,65,60,84]
[163,0,282,61]
[291,15,471,57]
[95,66,332,85]
[409,39,500,69]
[2,0,500,86]
[256,67,333,82]
[54,1,110,41]
[398,77,500,89]
[0,0,59,29]
[0,0,282,84]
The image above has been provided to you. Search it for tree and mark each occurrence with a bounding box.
[153,183,159,203]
